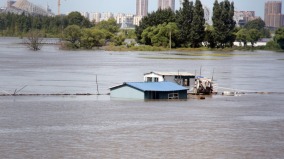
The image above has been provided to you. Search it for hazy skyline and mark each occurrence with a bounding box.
[0,0,281,18]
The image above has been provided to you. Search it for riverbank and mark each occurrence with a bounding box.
[101,45,283,52]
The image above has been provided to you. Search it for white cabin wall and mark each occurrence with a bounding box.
[144,73,164,82]
[111,86,144,99]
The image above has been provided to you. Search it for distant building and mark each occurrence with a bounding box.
[133,15,143,26]
[158,0,175,11]
[3,0,53,16]
[234,11,258,27]
[80,12,89,19]
[102,12,114,21]
[203,5,211,25]
[90,12,101,23]
[136,0,148,17]
[7,0,16,8]
[115,13,134,28]
[264,0,283,28]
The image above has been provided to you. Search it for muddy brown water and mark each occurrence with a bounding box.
[1,37,284,158]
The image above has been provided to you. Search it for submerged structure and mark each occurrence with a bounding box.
[110,82,188,100]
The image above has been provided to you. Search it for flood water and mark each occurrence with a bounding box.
[1,37,284,158]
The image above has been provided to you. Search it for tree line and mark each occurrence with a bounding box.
[0,11,92,37]
[2,0,284,50]
[136,0,236,48]
[135,0,275,49]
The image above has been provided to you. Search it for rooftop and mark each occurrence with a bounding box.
[124,82,188,92]
[144,71,195,76]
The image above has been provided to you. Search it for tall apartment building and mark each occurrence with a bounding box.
[102,12,114,21]
[264,0,283,28]
[158,0,175,11]
[136,0,148,17]
[90,12,101,23]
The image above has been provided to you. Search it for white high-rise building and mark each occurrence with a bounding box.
[90,12,101,23]
[80,12,89,19]
[158,0,175,11]
[134,15,143,26]
[102,12,114,21]
[136,0,148,17]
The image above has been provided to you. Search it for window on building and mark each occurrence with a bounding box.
[183,79,189,86]
[168,93,179,99]
[154,77,159,82]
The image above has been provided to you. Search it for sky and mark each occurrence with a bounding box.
[0,0,278,18]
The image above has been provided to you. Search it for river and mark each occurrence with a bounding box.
[0,37,284,158]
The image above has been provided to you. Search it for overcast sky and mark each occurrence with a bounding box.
[0,0,278,18]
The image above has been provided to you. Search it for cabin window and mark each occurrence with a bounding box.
[168,93,179,99]
[154,77,159,82]
[147,77,152,82]
[183,79,189,86]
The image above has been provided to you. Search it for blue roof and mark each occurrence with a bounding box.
[125,82,188,92]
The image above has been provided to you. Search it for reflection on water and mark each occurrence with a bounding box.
[1,38,284,158]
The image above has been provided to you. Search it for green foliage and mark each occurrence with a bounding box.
[247,29,261,47]
[63,25,82,48]
[274,27,284,50]
[244,18,265,30]
[141,22,179,48]
[24,30,44,51]
[135,8,176,43]
[0,12,92,37]
[190,0,205,48]
[244,18,271,38]
[61,19,121,49]
[67,11,91,28]
[121,29,136,39]
[212,0,236,48]
[265,40,280,50]
[204,26,216,48]
[236,28,261,47]
[176,0,193,47]
[80,28,106,49]
[112,33,126,46]
[236,29,249,47]
[95,18,119,34]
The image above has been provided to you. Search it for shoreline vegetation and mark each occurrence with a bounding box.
[61,44,283,52]
[2,0,284,52]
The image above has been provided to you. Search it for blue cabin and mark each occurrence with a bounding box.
[110,82,188,100]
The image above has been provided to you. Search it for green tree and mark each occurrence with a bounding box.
[274,27,284,49]
[141,22,179,48]
[236,28,249,47]
[80,28,106,49]
[135,8,176,43]
[204,25,216,48]
[189,0,205,48]
[212,0,236,48]
[67,11,91,27]
[63,25,82,48]
[176,0,193,47]
[247,29,261,47]
[95,18,119,34]
[244,18,271,38]
[112,33,126,46]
